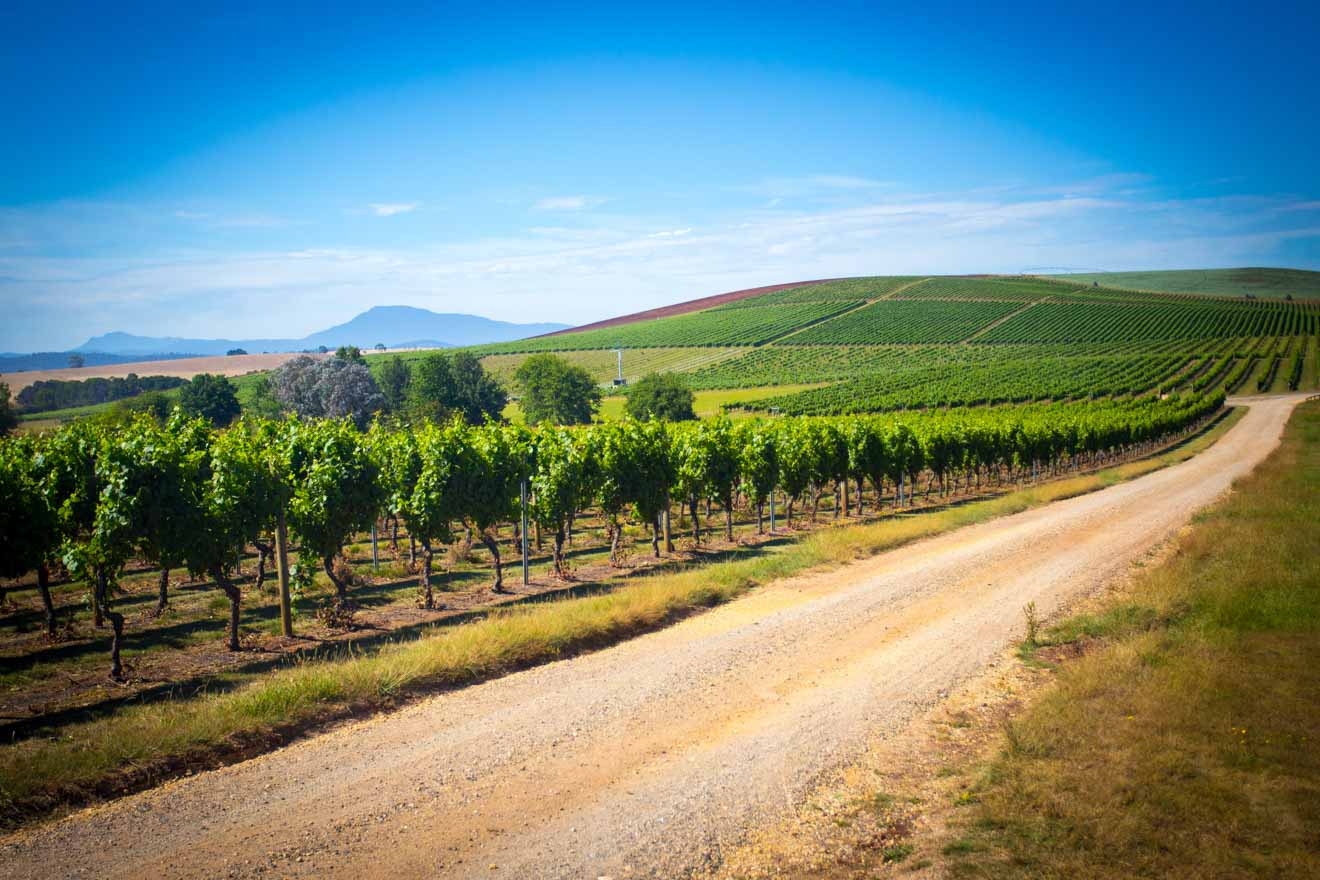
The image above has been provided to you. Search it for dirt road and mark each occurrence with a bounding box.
[1,396,1304,880]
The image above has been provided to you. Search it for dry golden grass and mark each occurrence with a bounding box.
[946,401,1320,879]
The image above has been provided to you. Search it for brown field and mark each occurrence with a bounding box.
[0,352,325,394]
[535,278,842,337]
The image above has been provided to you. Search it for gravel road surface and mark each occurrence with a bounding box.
[0,395,1303,880]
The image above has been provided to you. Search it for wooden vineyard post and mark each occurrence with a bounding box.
[769,489,776,533]
[275,509,294,638]
[520,478,530,586]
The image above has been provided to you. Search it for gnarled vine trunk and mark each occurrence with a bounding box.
[37,564,56,637]
[209,566,243,652]
[481,529,504,590]
[94,570,125,680]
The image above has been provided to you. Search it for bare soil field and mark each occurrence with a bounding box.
[0,395,1301,880]
[536,278,839,337]
[0,352,325,394]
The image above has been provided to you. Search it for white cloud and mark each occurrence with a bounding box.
[532,195,606,211]
[4,180,1318,349]
[369,202,421,217]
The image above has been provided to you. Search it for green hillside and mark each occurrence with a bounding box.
[1045,267,1320,300]
[461,274,1320,415]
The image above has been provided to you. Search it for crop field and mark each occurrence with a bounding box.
[713,275,926,307]
[476,347,745,387]
[979,300,1316,343]
[782,298,1025,344]
[474,301,857,352]
[1047,267,1320,299]
[891,276,1074,301]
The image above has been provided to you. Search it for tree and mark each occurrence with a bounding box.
[67,353,85,369]
[515,354,601,425]
[112,390,173,422]
[0,382,17,436]
[285,419,384,605]
[625,372,696,422]
[226,348,248,356]
[269,356,385,428]
[335,345,366,366]
[178,373,241,426]
[0,436,61,635]
[373,343,387,351]
[449,351,508,425]
[378,356,412,413]
[408,352,507,424]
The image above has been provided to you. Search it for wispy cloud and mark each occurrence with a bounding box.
[533,195,607,211]
[4,178,1318,349]
[369,202,421,217]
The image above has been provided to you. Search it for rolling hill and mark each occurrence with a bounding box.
[1044,267,1320,299]
[462,273,1320,413]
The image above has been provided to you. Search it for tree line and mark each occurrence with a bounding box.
[0,389,1223,680]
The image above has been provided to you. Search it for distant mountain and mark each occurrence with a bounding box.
[69,307,569,357]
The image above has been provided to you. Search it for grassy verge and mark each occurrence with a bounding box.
[0,408,1244,827]
[945,400,1320,878]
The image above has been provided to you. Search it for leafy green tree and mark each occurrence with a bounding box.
[449,351,508,425]
[178,373,241,426]
[625,372,696,422]
[0,436,61,634]
[335,345,366,366]
[377,355,412,413]
[0,382,18,436]
[67,353,85,369]
[407,351,507,424]
[514,354,601,426]
[112,389,173,422]
[285,419,385,605]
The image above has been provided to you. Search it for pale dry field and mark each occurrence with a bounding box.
[0,352,327,394]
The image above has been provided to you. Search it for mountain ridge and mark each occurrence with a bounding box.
[69,306,569,357]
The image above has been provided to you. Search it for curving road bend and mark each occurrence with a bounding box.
[0,395,1306,880]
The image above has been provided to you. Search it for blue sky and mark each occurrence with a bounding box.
[2,1,1318,351]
